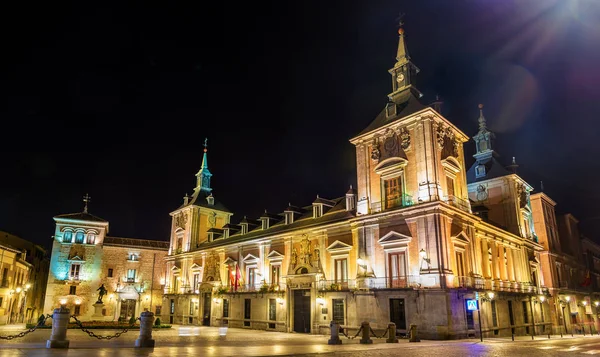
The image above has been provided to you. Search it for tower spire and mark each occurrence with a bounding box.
[388,19,422,103]
[195,138,213,193]
[472,104,496,161]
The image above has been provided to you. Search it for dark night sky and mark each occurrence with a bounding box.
[1,1,600,250]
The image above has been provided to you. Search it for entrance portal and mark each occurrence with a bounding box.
[120,299,136,320]
[389,298,406,332]
[202,293,212,326]
[293,289,311,333]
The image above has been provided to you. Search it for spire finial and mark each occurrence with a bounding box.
[203,137,208,153]
[83,193,91,213]
[507,156,519,173]
[478,104,487,131]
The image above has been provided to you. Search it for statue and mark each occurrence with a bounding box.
[291,248,298,266]
[96,284,108,304]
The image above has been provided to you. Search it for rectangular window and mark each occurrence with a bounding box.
[522,301,529,334]
[248,267,257,288]
[334,258,348,285]
[384,176,402,209]
[192,273,200,291]
[465,304,474,329]
[491,300,498,327]
[1,268,7,287]
[244,299,251,327]
[446,176,455,198]
[156,306,162,315]
[269,298,276,321]
[170,299,175,314]
[127,269,136,282]
[332,299,344,325]
[70,264,80,280]
[223,299,229,318]
[0,297,3,307]
[69,286,76,295]
[189,300,197,315]
[388,252,407,288]
[108,268,113,278]
[74,305,81,315]
[271,265,280,286]
[456,251,465,278]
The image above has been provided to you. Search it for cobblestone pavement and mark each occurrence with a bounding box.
[1,324,600,356]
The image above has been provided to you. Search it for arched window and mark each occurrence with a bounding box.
[75,232,84,244]
[63,232,73,243]
[87,234,95,244]
[296,267,308,274]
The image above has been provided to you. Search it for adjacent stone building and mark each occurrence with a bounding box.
[0,242,33,324]
[43,200,168,321]
[0,231,49,324]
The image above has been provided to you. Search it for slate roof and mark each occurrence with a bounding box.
[198,196,355,250]
[356,89,426,137]
[466,157,512,184]
[178,190,231,213]
[104,236,169,250]
[54,212,107,223]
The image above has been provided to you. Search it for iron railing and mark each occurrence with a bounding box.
[444,195,471,212]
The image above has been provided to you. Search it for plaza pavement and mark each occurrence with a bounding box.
[1,324,600,356]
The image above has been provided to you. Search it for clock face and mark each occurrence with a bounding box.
[396,73,405,83]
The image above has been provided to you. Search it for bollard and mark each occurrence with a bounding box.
[328,321,342,345]
[46,307,70,349]
[360,321,373,344]
[135,311,155,348]
[386,322,398,343]
[409,324,420,342]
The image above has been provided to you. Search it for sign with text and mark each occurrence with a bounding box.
[466,299,479,311]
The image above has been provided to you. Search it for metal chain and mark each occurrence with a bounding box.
[349,326,363,339]
[0,314,53,340]
[71,315,139,340]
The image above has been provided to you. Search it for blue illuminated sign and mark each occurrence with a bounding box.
[466,299,479,311]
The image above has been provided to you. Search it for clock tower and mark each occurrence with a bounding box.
[388,27,422,103]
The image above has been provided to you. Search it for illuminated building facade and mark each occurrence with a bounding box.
[0,231,49,324]
[0,242,33,324]
[162,28,562,339]
[43,200,168,321]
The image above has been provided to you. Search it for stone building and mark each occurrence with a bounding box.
[0,231,49,324]
[43,199,168,321]
[0,242,33,324]
[161,27,556,339]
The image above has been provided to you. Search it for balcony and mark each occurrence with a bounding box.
[126,277,135,283]
[370,194,414,214]
[444,195,471,213]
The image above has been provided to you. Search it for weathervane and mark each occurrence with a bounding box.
[83,193,91,213]
[203,138,208,152]
[396,12,405,28]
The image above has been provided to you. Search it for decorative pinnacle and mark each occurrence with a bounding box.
[203,138,208,153]
[83,193,91,213]
[478,104,487,131]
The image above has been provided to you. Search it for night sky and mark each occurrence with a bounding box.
[1,1,599,250]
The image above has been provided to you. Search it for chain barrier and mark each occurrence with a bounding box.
[0,314,53,340]
[340,326,363,339]
[369,326,389,339]
[71,315,139,340]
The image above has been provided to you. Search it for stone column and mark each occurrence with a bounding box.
[506,247,516,282]
[480,238,489,278]
[490,242,499,281]
[500,245,509,282]
[512,248,522,282]
[46,307,70,349]
[135,311,155,348]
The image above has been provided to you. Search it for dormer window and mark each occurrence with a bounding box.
[206,194,215,205]
[261,219,269,230]
[284,212,292,224]
[475,164,486,178]
[240,223,248,235]
[313,204,322,218]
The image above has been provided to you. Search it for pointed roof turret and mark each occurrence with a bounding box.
[395,27,410,65]
[472,104,497,161]
[195,138,213,193]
